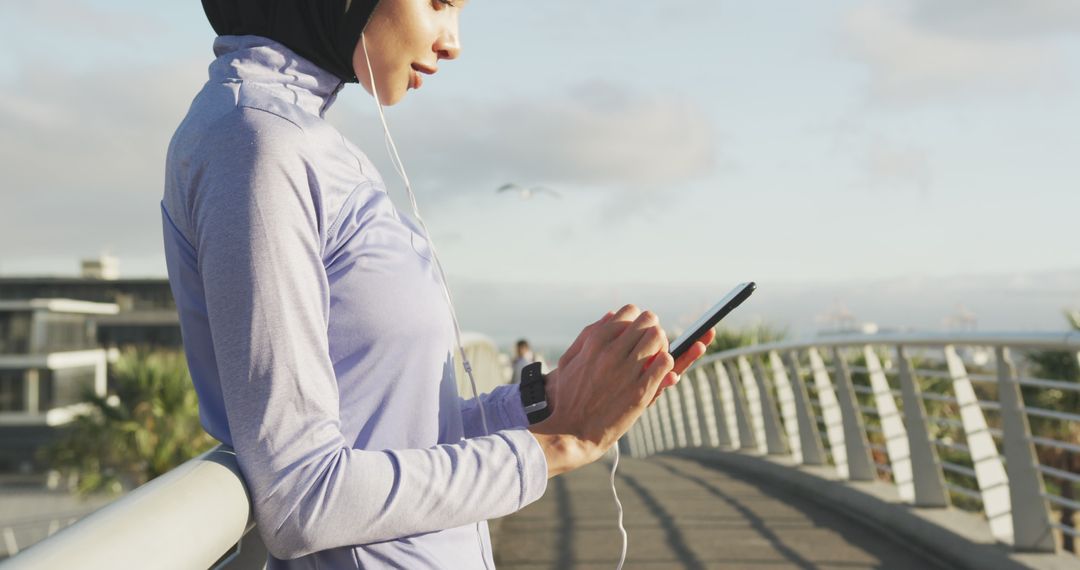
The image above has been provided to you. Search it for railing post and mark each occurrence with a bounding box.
[657,392,676,451]
[735,357,774,454]
[709,361,742,449]
[691,367,722,447]
[679,373,704,447]
[863,346,915,501]
[944,345,1013,544]
[735,358,767,453]
[781,351,826,466]
[621,429,635,458]
[4,526,19,557]
[809,347,850,477]
[996,347,1055,552]
[720,361,756,451]
[831,347,876,481]
[649,404,666,453]
[640,409,656,456]
[895,346,949,508]
[620,423,635,458]
[751,357,789,456]
[636,420,650,457]
[750,356,789,455]
[627,420,644,458]
[643,404,657,453]
[768,351,803,462]
[666,384,688,448]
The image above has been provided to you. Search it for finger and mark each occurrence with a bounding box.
[641,349,661,371]
[631,325,668,362]
[673,339,708,375]
[560,311,615,365]
[612,304,641,322]
[648,372,679,406]
[592,304,642,345]
[639,351,674,407]
[614,309,659,357]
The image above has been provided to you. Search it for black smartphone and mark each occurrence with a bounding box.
[668,282,756,359]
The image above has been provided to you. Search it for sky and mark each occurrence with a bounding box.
[0,1,1078,347]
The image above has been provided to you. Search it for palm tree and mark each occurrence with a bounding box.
[42,349,216,496]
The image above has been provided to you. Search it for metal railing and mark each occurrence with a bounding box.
[0,446,255,570]
[625,331,1080,554]
[1,335,511,569]
[1,505,103,560]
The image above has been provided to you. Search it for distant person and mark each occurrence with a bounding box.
[162,1,714,567]
[511,339,535,384]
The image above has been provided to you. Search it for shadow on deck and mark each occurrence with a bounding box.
[494,452,947,570]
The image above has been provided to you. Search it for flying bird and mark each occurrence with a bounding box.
[497,183,561,200]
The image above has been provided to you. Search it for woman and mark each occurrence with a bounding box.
[162,1,713,567]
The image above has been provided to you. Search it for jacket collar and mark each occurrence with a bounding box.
[209,35,345,118]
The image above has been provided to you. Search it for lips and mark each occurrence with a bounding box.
[410,63,438,91]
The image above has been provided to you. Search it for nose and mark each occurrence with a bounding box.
[435,16,461,61]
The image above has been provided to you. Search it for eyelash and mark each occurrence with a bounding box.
[435,0,456,7]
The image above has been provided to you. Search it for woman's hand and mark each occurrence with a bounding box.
[651,327,716,405]
[528,305,714,478]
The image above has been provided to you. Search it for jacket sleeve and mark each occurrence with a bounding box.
[459,384,530,437]
[191,109,547,560]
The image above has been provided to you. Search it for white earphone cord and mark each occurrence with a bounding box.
[360,35,488,436]
[360,34,628,569]
[611,445,628,570]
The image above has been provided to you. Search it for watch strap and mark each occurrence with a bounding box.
[519,361,551,424]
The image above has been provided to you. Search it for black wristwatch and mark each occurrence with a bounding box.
[519,361,551,424]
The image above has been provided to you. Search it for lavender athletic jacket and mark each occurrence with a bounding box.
[160,35,547,569]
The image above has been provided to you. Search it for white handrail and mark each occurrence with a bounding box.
[2,335,511,569]
[699,331,1080,362]
[625,330,1080,556]
[0,447,252,570]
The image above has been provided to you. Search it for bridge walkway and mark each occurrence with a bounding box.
[494,452,947,570]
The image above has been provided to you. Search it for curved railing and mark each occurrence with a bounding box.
[0,335,511,569]
[625,331,1080,555]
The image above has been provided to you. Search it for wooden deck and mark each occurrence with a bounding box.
[494,452,946,569]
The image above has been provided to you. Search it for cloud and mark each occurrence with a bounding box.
[330,81,719,201]
[908,0,1080,40]
[1,2,165,43]
[820,118,934,194]
[857,137,932,194]
[0,61,718,270]
[0,57,207,261]
[841,1,1076,104]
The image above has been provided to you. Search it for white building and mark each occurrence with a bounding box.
[0,299,118,429]
[79,254,120,281]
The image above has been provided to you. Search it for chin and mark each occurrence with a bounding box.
[380,90,406,106]
[354,75,405,106]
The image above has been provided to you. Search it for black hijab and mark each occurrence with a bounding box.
[202,0,380,83]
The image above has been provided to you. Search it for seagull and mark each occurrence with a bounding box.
[497,183,561,200]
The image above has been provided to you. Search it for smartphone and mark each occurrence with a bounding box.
[668,282,756,359]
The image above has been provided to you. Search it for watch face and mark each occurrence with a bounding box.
[523,361,543,382]
[520,362,547,420]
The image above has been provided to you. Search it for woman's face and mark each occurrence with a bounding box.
[354,0,465,105]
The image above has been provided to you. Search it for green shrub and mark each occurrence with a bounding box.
[42,349,216,496]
